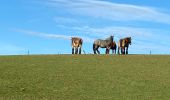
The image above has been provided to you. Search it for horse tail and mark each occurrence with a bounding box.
[93,43,96,54]
[118,41,120,54]
[93,43,95,51]
[115,42,117,49]
[80,38,83,45]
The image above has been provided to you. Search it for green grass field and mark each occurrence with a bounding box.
[0,55,170,100]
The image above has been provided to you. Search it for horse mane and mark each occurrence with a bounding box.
[71,37,81,40]
[71,37,82,41]
[105,36,113,41]
[123,37,131,40]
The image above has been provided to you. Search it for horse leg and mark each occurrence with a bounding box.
[79,47,81,54]
[112,49,114,54]
[115,45,117,54]
[118,47,120,54]
[75,47,78,54]
[96,47,100,54]
[106,48,109,54]
[93,44,97,54]
[113,48,116,54]
[107,47,110,54]
[105,48,108,54]
[123,48,125,54]
[121,47,123,54]
[94,49,96,54]
[93,47,97,54]
[112,48,115,54]
[72,47,74,54]
[126,47,128,54]
[121,47,125,54]
[97,50,100,54]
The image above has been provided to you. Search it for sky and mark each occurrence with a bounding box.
[0,0,170,55]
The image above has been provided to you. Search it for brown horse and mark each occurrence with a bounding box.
[71,37,83,54]
[106,41,117,54]
[118,37,131,54]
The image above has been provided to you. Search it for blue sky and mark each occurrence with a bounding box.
[0,0,170,55]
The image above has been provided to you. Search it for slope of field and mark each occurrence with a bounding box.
[0,55,170,100]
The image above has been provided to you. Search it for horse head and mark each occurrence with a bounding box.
[127,37,131,45]
[111,35,114,40]
[109,35,114,42]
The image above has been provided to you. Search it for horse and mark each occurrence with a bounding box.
[118,37,131,54]
[93,36,113,54]
[71,37,83,54]
[106,41,117,54]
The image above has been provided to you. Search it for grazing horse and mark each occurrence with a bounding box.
[93,36,113,54]
[118,37,131,54]
[106,41,117,54]
[71,37,83,54]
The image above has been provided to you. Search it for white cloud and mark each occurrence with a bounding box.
[54,17,79,24]
[54,25,170,54]
[16,29,95,43]
[13,0,169,54]
[48,0,170,24]
[58,25,154,39]
[15,26,170,54]
[16,29,71,40]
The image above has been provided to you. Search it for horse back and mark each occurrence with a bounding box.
[94,39,109,48]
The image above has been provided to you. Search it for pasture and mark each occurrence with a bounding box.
[0,55,170,100]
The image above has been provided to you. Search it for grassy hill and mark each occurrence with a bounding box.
[0,55,170,100]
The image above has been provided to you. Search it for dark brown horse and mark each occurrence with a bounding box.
[71,37,83,54]
[118,37,131,54]
[106,41,117,54]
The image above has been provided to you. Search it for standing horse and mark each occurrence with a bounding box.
[118,37,131,54]
[71,37,83,54]
[93,36,113,54]
[106,41,117,54]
